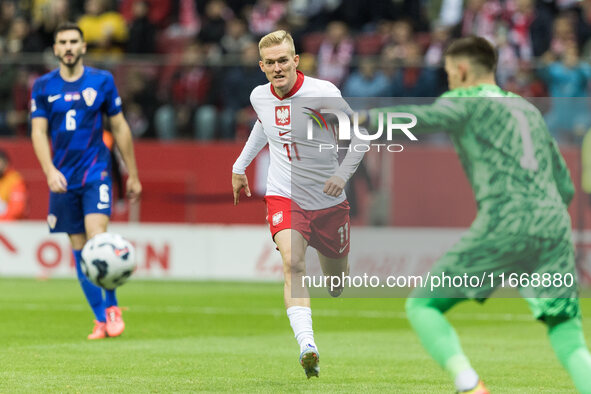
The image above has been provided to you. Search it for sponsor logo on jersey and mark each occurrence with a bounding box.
[30,99,36,112]
[48,94,61,103]
[97,202,110,210]
[115,97,122,107]
[82,87,98,106]
[272,211,283,226]
[47,214,57,229]
[275,106,290,126]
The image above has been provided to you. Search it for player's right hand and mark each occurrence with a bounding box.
[47,167,67,193]
[126,176,142,203]
[232,172,251,205]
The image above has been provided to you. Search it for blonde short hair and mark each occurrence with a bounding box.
[258,30,296,58]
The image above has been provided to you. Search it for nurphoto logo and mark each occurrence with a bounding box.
[304,107,418,152]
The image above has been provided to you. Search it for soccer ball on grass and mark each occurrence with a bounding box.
[81,232,136,290]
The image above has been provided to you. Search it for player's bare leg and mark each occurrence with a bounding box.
[275,229,309,308]
[85,213,109,239]
[317,253,349,297]
[275,229,319,378]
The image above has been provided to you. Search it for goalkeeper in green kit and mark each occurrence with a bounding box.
[369,36,591,393]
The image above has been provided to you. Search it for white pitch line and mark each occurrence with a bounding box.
[0,302,543,322]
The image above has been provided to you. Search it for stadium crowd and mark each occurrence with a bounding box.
[1,0,591,142]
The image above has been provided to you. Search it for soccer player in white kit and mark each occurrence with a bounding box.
[232,30,365,378]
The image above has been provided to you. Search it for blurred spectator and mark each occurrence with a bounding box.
[505,0,535,60]
[390,42,441,97]
[424,24,451,67]
[316,21,354,87]
[495,23,520,86]
[503,62,547,97]
[31,0,71,48]
[332,0,429,32]
[215,41,267,139]
[529,0,555,56]
[460,0,502,42]
[427,0,464,28]
[329,0,372,31]
[126,0,156,53]
[78,0,129,54]
[0,1,18,38]
[380,0,431,32]
[120,0,172,28]
[120,68,158,138]
[577,0,591,56]
[155,41,215,139]
[198,0,233,44]
[164,0,199,38]
[539,41,591,143]
[548,13,577,57]
[220,18,254,57]
[382,20,414,65]
[247,0,286,36]
[0,149,27,221]
[4,16,44,54]
[2,0,591,143]
[286,0,338,32]
[342,57,390,97]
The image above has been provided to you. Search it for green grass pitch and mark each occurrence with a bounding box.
[0,278,589,392]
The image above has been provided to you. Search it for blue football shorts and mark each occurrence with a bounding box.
[47,179,113,234]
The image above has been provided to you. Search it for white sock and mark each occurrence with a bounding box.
[454,368,479,392]
[286,306,316,352]
[446,354,479,392]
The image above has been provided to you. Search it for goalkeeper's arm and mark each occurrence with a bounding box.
[367,98,468,135]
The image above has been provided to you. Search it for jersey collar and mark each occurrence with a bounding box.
[270,70,304,100]
[58,65,87,83]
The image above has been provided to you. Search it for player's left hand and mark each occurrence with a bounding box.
[126,176,142,203]
[323,176,346,197]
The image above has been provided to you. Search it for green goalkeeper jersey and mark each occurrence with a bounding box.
[371,84,575,215]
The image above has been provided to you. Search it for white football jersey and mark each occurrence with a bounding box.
[233,71,363,210]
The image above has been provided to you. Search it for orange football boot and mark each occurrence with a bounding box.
[88,320,107,339]
[105,306,125,337]
[460,380,489,394]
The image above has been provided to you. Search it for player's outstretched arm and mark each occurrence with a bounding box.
[31,117,68,193]
[367,97,467,135]
[232,173,251,205]
[109,113,142,203]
